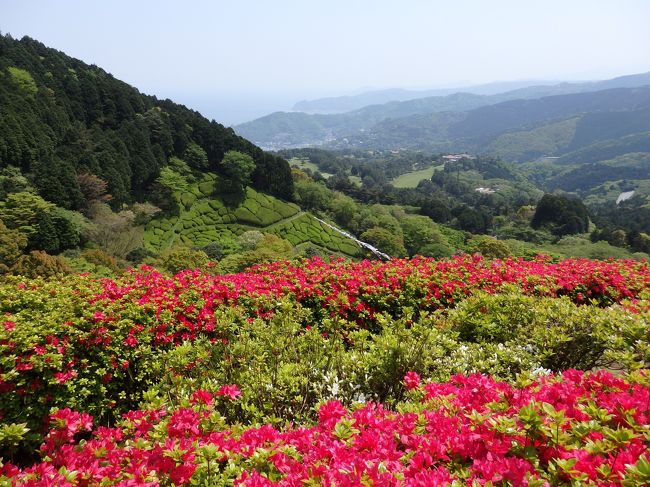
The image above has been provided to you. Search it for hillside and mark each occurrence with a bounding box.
[325,86,650,207]
[1,31,650,486]
[235,91,535,150]
[0,36,293,205]
[449,87,650,140]
[1,34,649,272]
[557,131,650,165]
[143,172,362,257]
[0,35,368,273]
[335,86,650,153]
[3,5,650,485]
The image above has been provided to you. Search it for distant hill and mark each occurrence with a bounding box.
[327,86,650,158]
[325,85,650,204]
[236,92,490,150]
[236,72,650,150]
[448,86,650,140]
[292,79,560,114]
[544,153,650,195]
[557,131,650,165]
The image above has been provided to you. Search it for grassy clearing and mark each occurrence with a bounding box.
[288,157,334,178]
[391,165,441,188]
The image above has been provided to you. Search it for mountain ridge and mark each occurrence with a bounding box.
[292,79,563,114]
[294,72,650,114]
[332,86,650,162]
[236,71,650,151]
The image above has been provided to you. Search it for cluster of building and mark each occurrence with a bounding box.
[442,153,475,162]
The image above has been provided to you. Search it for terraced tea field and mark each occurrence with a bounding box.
[144,173,361,256]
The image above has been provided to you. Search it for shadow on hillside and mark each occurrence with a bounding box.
[213,178,246,208]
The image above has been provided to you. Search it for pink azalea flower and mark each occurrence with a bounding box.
[404,371,421,390]
[217,384,242,400]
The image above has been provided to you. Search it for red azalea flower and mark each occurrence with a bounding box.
[3,320,16,331]
[404,371,421,390]
[217,384,242,400]
[191,389,214,406]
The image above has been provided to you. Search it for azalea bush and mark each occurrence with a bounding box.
[0,255,649,466]
[2,370,649,485]
[447,288,650,371]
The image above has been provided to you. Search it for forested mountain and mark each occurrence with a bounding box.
[449,87,650,140]
[0,34,338,276]
[557,132,650,165]
[236,72,650,150]
[0,34,293,207]
[329,86,650,160]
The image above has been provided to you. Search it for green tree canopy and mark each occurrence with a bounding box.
[0,165,31,198]
[295,179,332,211]
[156,166,189,195]
[0,191,55,236]
[466,235,512,259]
[220,150,256,189]
[183,143,209,170]
[531,193,590,236]
[329,193,358,226]
[0,219,27,273]
[154,245,210,275]
[400,215,448,256]
[9,250,71,278]
[7,66,37,97]
[361,226,407,257]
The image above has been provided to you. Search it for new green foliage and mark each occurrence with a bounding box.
[220,150,256,189]
[6,67,37,97]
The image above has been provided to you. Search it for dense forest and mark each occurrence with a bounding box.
[0,35,293,205]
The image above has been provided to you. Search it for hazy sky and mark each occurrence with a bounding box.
[2,0,649,124]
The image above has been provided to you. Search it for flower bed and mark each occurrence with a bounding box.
[3,371,649,485]
[1,255,649,480]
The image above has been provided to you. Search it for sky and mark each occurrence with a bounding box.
[1,0,649,124]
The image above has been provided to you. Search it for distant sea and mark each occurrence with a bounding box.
[165,93,299,126]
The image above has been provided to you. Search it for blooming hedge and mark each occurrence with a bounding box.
[1,255,649,480]
[3,371,650,485]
